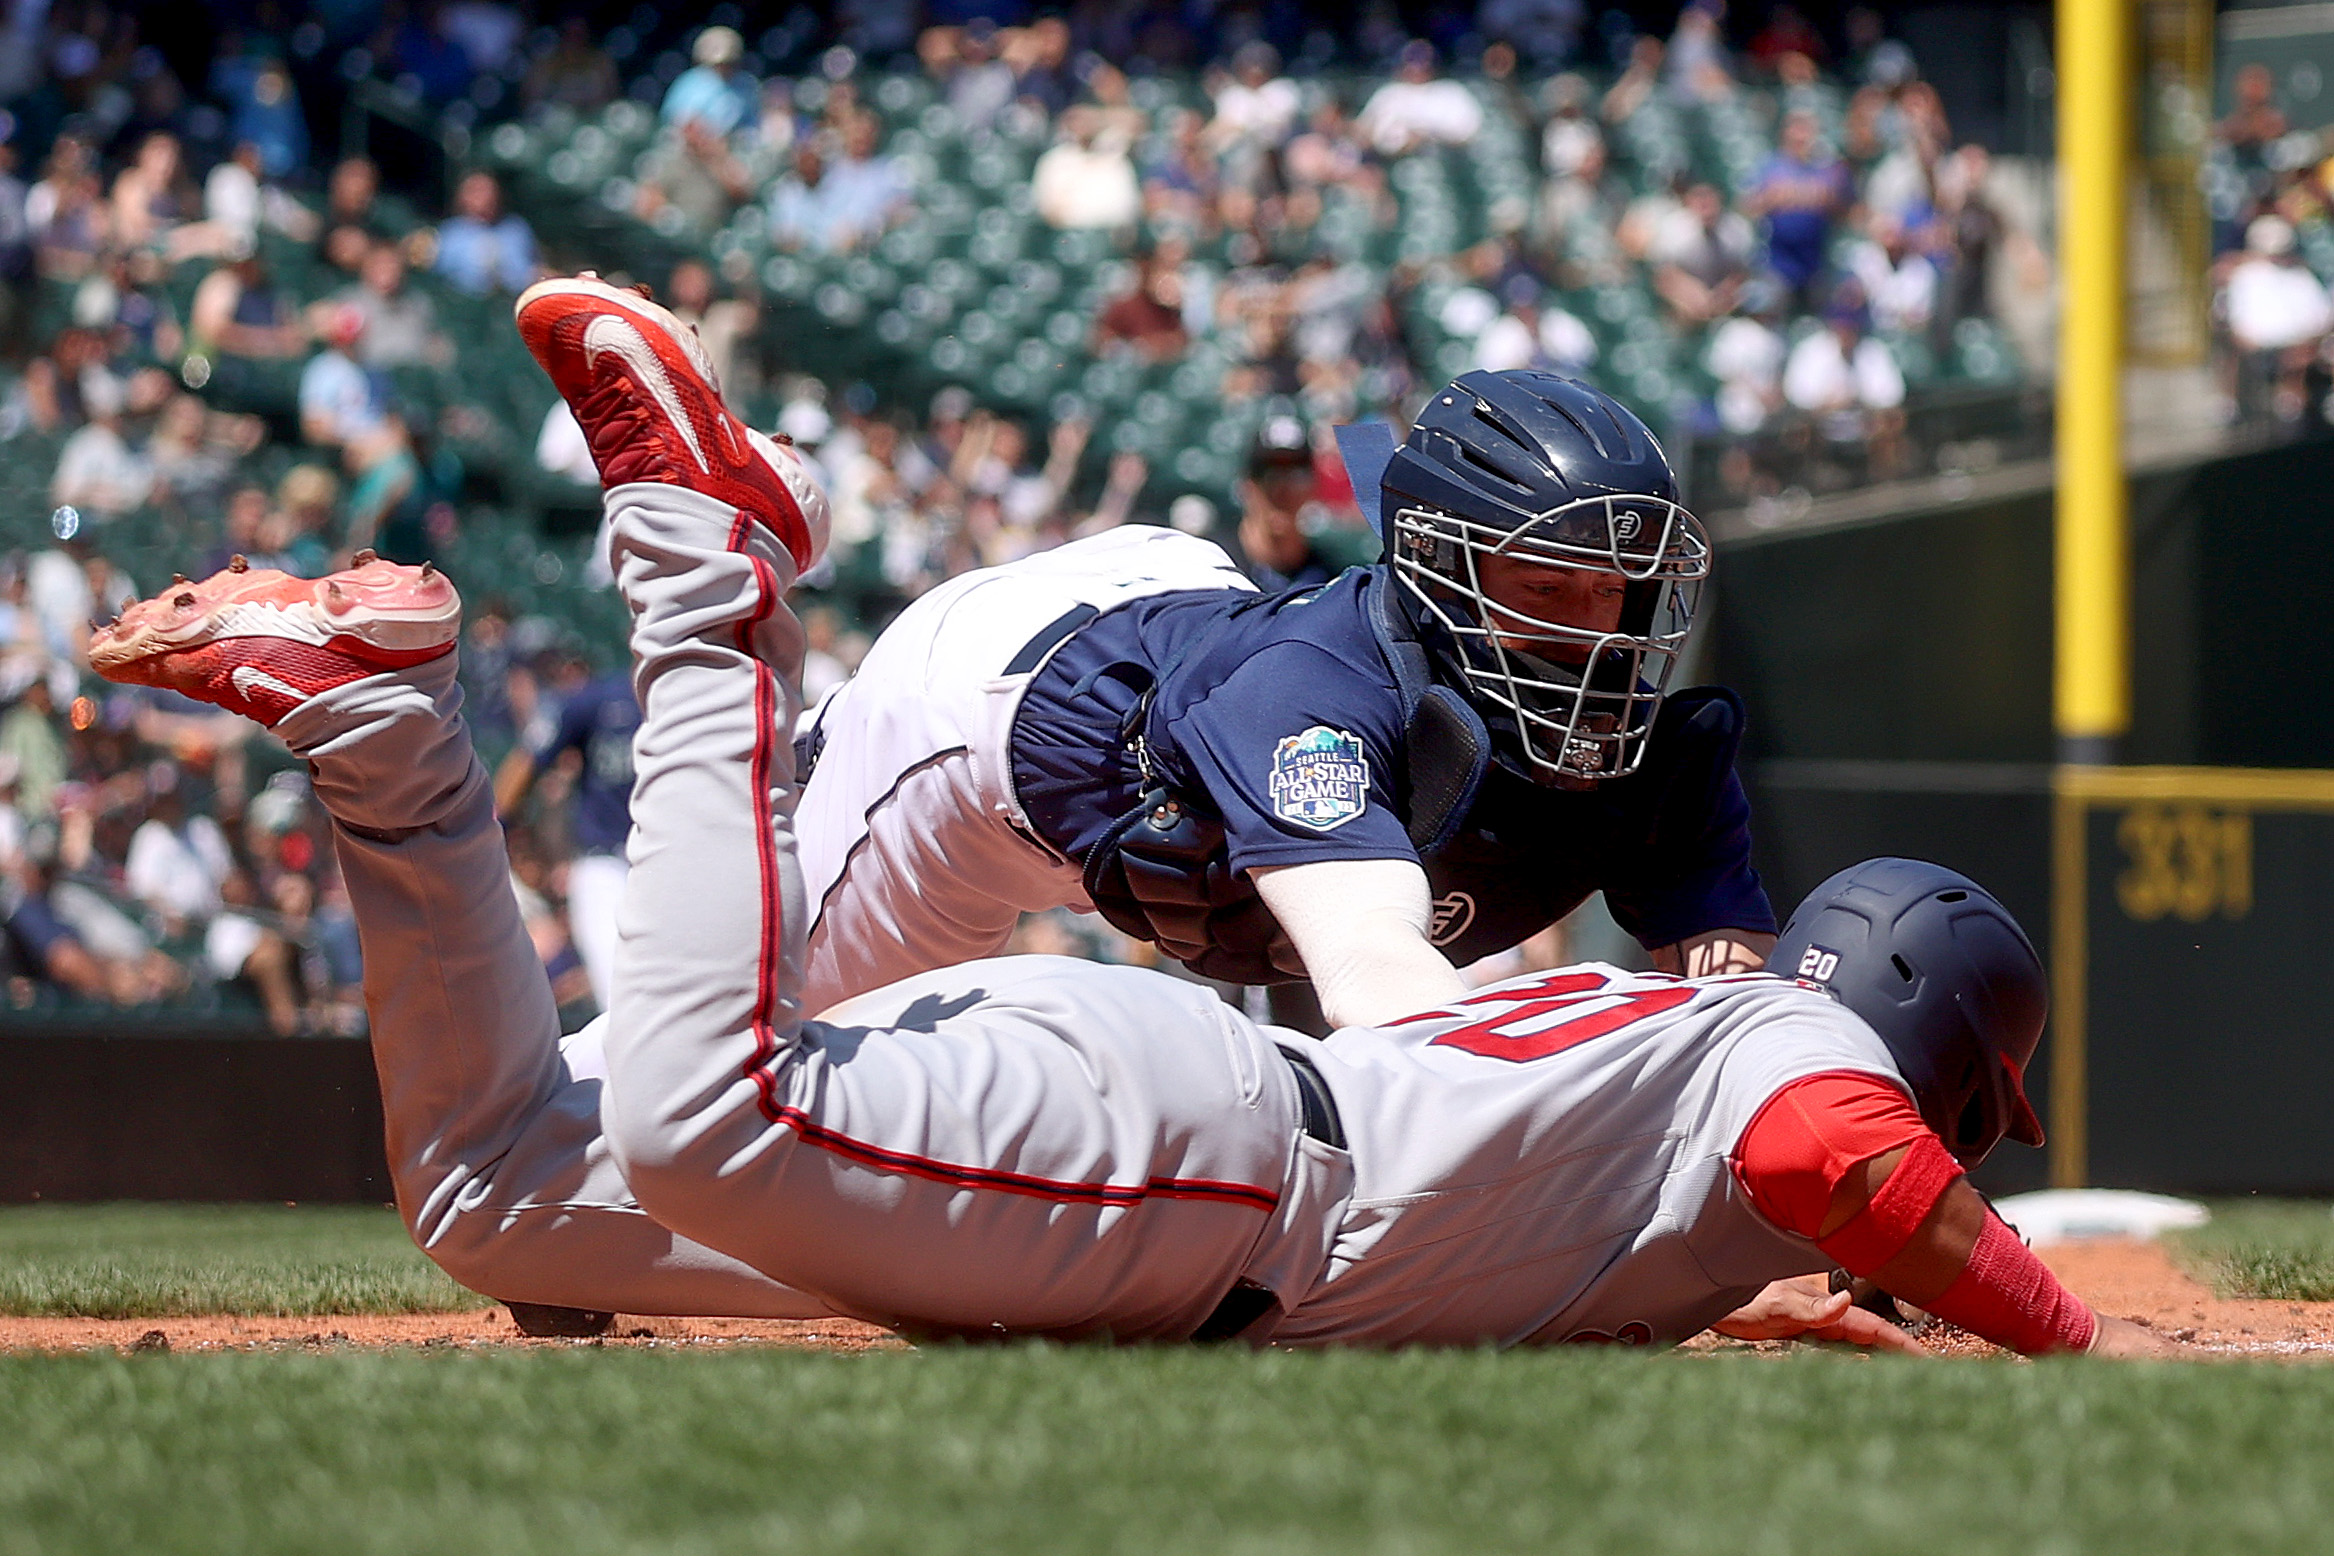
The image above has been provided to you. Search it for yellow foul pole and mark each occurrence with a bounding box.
[2050,0,2130,1188]
[2055,0,2129,762]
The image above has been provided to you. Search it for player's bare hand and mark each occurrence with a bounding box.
[2087,1313,2181,1359]
[1711,1275,1932,1355]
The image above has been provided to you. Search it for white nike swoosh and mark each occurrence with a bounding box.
[582,315,710,474]
[231,665,306,703]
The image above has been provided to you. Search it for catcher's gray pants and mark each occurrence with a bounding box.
[291,483,1343,1335]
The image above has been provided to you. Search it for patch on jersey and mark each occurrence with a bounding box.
[1268,726,1370,831]
[1429,891,1475,946]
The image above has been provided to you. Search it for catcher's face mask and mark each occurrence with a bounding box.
[1390,492,1708,784]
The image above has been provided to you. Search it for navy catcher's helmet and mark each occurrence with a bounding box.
[1769,858,2047,1165]
[1382,370,1708,785]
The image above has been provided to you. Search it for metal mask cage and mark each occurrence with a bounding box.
[1388,494,1710,783]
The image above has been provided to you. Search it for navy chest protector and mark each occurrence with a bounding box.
[1081,583,1495,986]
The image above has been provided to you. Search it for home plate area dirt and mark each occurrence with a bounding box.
[0,1239,2324,1357]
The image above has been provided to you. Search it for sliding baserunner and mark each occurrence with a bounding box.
[87,276,2163,1356]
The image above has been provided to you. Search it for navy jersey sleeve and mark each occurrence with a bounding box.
[1167,640,1416,872]
[1599,693,1777,948]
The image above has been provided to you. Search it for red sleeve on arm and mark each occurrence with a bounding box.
[1732,1071,1934,1239]
[1923,1213,2099,1355]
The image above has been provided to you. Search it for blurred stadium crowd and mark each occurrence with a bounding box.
[0,0,2100,1029]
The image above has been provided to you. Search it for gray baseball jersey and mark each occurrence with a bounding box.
[288,479,1897,1347]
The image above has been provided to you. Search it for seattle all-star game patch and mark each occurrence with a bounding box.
[1268,725,1369,831]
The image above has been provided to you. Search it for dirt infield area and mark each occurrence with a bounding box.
[0,1238,2327,1356]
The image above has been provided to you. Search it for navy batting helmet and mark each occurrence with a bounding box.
[1382,371,1708,786]
[1769,858,2047,1165]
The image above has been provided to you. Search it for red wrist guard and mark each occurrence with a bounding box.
[1815,1132,1962,1274]
[1923,1213,2098,1356]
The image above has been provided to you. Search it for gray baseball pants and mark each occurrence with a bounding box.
[286,483,1342,1335]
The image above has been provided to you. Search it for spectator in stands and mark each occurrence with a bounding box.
[201,140,312,258]
[635,120,758,235]
[299,305,387,453]
[1748,4,1827,71]
[1207,42,1301,188]
[0,115,27,315]
[922,20,1016,130]
[205,865,303,1033]
[211,50,307,179]
[2224,215,2334,421]
[341,415,425,561]
[662,26,756,137]
[108,131,194,257]
[1650,181,1756,325]
[432,170,539,297]
[320,157,395,250]
[4,834,168,1006]
[1784,285,1906,475]
[1094,246,1189,361]
[48,368,151,521]
[1357,41,1482,155]
[271,465,341,578]
[769,141,849,253]
[1008,17,1077,117]
[1538,74,1599,179]
[1601,35,1665,125]
[123,767,229,940]
[145,392,260,514]
[1933,143,2004,336]
[494,668,639,1011]
[388,3,477,105]
[1747,110,1852,314]
[1665,1,1735,104]
[324,242,439,371]
[187,241,309,410]
[0,681,64,825]
[1847,212,1938,335]
[1226,412,1337,592]
[525,16,618,114]
[198,483,276,576]
[1708,276,1790,436]
[27,137,108,281]
[1033,106,1141,231]
[824,112,909,244]
[665,259,759,410]
[2219,63,2289,172]
[1472,275,1596,376]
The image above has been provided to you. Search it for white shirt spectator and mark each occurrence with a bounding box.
[2227,255,2334,352]
[1474,306,1597,374]
[1847,239,1940,334]
[204,158,260,247]
[1707,315,1788,434]
[1357,78,1483,154]
[1032,129,1141,230]
[50,419,154,516]
[1212,76,1301,145]
[126,813,232,922]
[1784,328,1906,412]
[1648,205,1757,282]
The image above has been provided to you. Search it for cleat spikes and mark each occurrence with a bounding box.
[173,592,196,608]
[420,561,435,578]
[351,548,378,567]
[228,554,249,572]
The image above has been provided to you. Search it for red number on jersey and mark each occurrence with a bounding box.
[1396,970,1696,1063]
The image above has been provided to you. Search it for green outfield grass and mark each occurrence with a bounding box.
[0,1203,487,1317]
[2170,1199,2334,1302]
[4,1345,2333,1556]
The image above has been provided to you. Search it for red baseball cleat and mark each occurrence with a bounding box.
[89,553,461,727]
[514,273,828,571]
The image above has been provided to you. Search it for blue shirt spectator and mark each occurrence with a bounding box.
[822,116,907,241]
[661,27,756,137]
[769,145,851,253]
[1747,111,1851,299]
[209,54,309,179]
[434,170,539,296]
